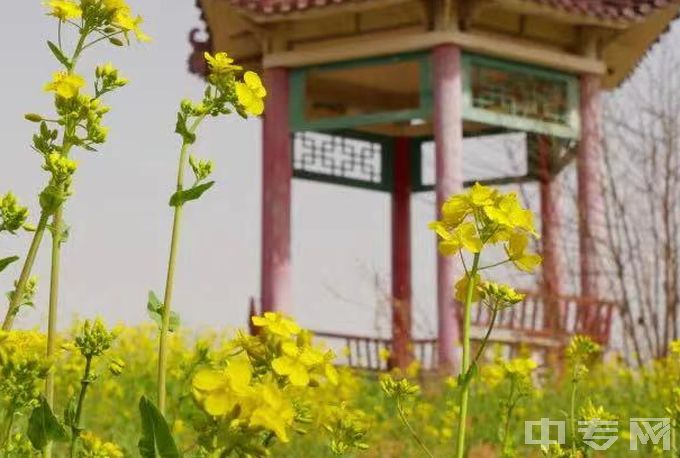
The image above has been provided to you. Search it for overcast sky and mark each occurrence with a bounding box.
[0,2,677,338]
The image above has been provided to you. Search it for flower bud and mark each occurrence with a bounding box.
[108,358,125,376]
[24,113,44,123]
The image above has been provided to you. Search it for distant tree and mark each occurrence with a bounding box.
[600,37,680,362]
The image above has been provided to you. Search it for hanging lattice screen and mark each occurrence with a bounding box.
[292,131,393,191]
[462,55,580,139]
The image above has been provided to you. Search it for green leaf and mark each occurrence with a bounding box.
[0,256,19,274]
[169,181,215,207]
[47,41,71,69]
[64,396,77,429]
[138,396,182,458]
[174,113,196,145]
[27,396,69,451]
[147,291,180,332]
[457,362,478,387]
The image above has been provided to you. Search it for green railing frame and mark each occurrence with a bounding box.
[461,53,581,140]
[289,52,433,132]
[408,134,534,193]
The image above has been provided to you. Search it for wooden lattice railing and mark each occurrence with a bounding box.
[312,331,438,372]
[468,291,616,346]
[248,292,616,371]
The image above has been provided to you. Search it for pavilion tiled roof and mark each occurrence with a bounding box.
[228,0,675,19]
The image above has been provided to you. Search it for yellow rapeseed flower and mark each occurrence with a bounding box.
[79,431,124,458]
[504,357,537,378]
[670,340,680,356]
[204,52,242,76]
[44,71,86,99]
[102,0,129,10]
[112,7,151,42]
[454,273,482,303]
[379,348,391,362]
[251,312,300,337]
[236,71,267,116]
[248,382,295,442]
[430,221,482,256]
[506,232,542,273]
[192,358,253,416]
[440,183,497,229]
[45,0,82,20]
[272,341,324,386]
[484,192,537,235]
[481,362,505,388]
[479,281,525,308]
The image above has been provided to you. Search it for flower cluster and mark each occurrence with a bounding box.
[22,3,141,223]
[44,72,85,99]
[78,431,124,458]
[479,281,526,311]
[429,183,542,458]
[0,193,29,234]
[74,318,117,359]
[323,403,370,454]
[0,331,50,414]
[189,154,214,183]
[190,313,346,456]
[481,356,537,390]
[566,335,601,381]
[6,276,39,312]
[380,374,420,400]
[46,0,150,44]
[430,183,541,272]
[175,52,266,151]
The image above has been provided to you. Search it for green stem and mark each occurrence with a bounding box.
[69,356,92,458]
[1,408,15,450]
[479,259,511,271]
[82,31,123,51]
[455,253,481,458]
[43,206,64,458]
[43,213,61,458]
[2,23,87,333]
[501,380,517,455]
[43,32,85,456]
[45,206,64,405]
[471,306,499,368]
[570,375,578,453]
[396,398,435,458]
[1,213,50,330]
[672,418,677,458]
[157,115,206,415]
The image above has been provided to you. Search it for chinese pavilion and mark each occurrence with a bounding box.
[190,0,679,370]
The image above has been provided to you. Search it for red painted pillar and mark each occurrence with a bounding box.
[577,74,605,332]
[391,137,413,369]
[261,67,292,314]
[433,45,464,371]
[537,136,564,330]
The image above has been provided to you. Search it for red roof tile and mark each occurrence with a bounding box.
[227,0,672,18]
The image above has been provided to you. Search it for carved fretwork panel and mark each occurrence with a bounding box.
[462,54,580,139]
[292,131,393,191]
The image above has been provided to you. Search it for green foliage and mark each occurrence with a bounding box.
[47,41,71,69]
[138,396,181,458]
[0,257,19,274]
[168,181,215,207]
[27,396,69,450]
[147,291,180,333]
